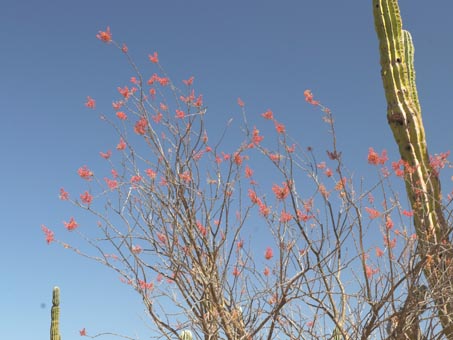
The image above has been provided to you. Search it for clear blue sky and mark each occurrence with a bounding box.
[2,1,453,339]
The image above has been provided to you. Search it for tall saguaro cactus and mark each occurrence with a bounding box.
[50,287,61,340]
[372,0,453,337]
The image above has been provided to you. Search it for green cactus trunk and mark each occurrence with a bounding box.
[50,287,61,340]
[372,0,453,338]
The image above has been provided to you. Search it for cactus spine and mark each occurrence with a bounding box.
[50,287,61,340]
[373,0,453,337]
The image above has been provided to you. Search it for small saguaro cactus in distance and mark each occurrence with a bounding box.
[50,286,61,340]
[179,330,193,340]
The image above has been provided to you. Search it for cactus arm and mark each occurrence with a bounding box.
[372,0,453,337]
[50,287,61,340]
[402,30,421,114]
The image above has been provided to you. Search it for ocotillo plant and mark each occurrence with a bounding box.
[373,0,453,337]
[50,287,61,340]
[43,14,453,338]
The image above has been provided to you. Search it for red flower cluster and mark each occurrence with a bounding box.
[264,247,274,260]
[367,147,388,165]
[272,182,290,200]
[85,96,95,109]
[41,225,55,244]
[303,89,319,106]
[80,191,93,205]
[64,217,78,231]
[78,166,93,180]
[96,26,112,43]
